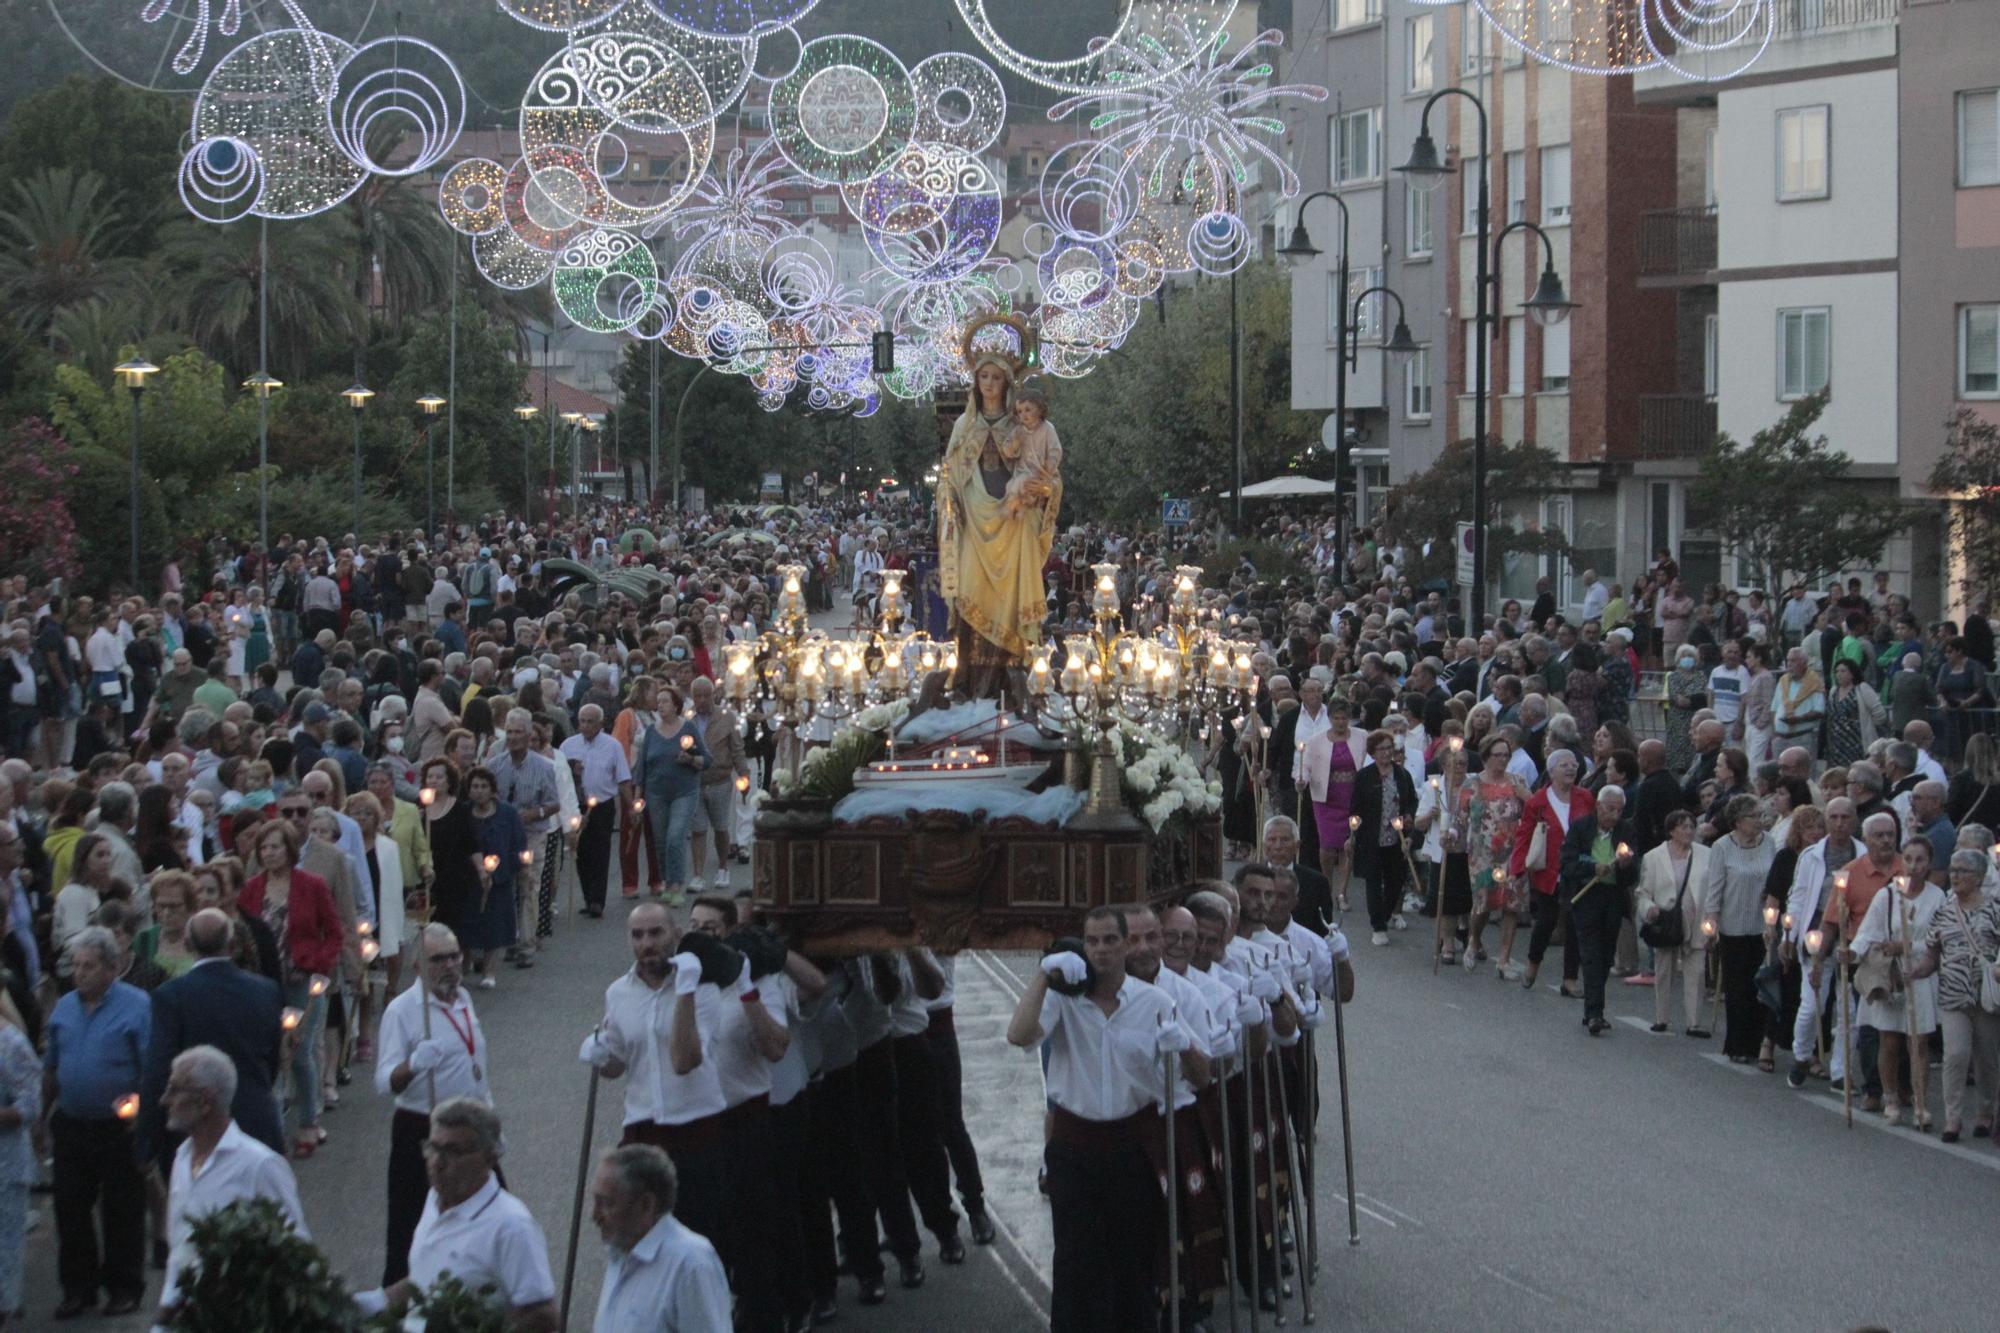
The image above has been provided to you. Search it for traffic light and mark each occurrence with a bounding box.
[871,331,895,375]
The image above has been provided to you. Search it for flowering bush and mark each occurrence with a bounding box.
[0,419,81,582]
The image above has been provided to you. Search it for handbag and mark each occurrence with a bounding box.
[1952,906,2000,1015]
[1640,851,1692,950]
[1522,818,1548,874]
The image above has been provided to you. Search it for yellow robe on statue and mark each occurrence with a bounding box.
[940,412,1061,660]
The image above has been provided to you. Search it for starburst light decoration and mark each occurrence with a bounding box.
[1426,0,1775,82]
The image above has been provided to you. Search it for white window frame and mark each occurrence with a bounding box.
[1407,15,1435,92]
[1350,265,1384,342]
[1405,345,1433,420]
[1960,89,2000,188]
[1777,306,1831,401]
[1540,144,1571,223]
[1462,155,1483,234]
[1406,181,1434,258]
[1505,316,1525,395]
[1961,304,2000,399]
[1336,0,1381,28]
[1541,320,1570,393]
[1703,312,1719,399]
[1505,150,1526,223]
[1334,107,1381,185]
[1462,13,1488,73]
[1463,319,1481,394]
[1776,104,1830,202]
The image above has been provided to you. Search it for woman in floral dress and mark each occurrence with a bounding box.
[1458,732,1530,975]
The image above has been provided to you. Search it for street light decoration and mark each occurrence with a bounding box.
[115,358,159,391]
[243,372,284,398]
[1420,0,1774,83]
[340,383,375,409]
[417,393,447,414]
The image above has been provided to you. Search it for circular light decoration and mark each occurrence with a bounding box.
[619,5,758,126]
[951,0,1237,95]
[521,41,715,230]
[619,277,680,341]
[498,0,629,31]
[909,52,1007,155]
[562,32,714,136]
[1187,209,1250,276]
[110,0,335,88]
[1038,139,1142,245]
[769,35,916,185]
[326,36,466,177]
[858,146,1003,285]
[1424,0,1774,82]
[177,134,264,224]
[748,22,804,83]
[439,157,508,236]
[554,228,659,334]
[192,27,366,219]
[643,0,818,37]
[474,225,556,290]
[503,146,603,252]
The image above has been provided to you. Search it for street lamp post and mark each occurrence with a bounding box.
[114,358,158,593]
[243,372,283,553]
[559,411,582,520]
[672,363,715,515]
[514,403,539,524]
[341,384,374,544]
[417,394,447,540]
[1283,192,1354,587]
[1399,90,1575,629]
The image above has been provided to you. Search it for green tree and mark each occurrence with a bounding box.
[1689,389,1911,597]
[382,303,528,518]
[152,213,359,380]
[1383,437,1572,585]
[0,76,180,243]
[0,167,136,347]
[1927,407,2000,602]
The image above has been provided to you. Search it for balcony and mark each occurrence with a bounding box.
[1771,0,1902,36]
[1638,207,1718,286]
[1637,395,1718,459]
[1635,0,1899,99]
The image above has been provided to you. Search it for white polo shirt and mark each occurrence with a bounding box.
[375,981,492,1115]
[703,975,787,1109]
[405,1175,555,1329]
[593,1213,731,1333]
[599,968,726,1128]
[839,959,893,1050]
[164,1122,307,1307]
[1147,966,1215,1111]
[1036,975,1185,1121]
[886,955,930,1038]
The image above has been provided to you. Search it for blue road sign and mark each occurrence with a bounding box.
[1162,498,1191,527]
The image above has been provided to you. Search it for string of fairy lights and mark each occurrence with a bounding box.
[84,0,1772,414]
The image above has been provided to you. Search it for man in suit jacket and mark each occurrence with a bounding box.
[1631,740,1690,856]
[1556,786,1641,1035]
[1262,815,1334,936]
[140,909,286,1168]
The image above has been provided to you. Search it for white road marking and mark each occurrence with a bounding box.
[1355,1193,1425,1228]
[1615,1015,1658,1032]
[1328,1192,1401,1229]
[1478,1263,1557,1302]
[1800,1094,2000,1172]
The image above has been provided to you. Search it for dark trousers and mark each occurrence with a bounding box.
[854,1039,921,1259]
[769,1094,814,1323]
[383,1108,429,1285]
[575,799,617,911]
[51,1112,145,1303]
[1526,889,1582,981]
[1365,844,1407,932]
[1856,1025,1885,1098]
[804,1064,883,1287]
[1720,934,1767,1058]
[1047,1132,1162,1333]
[718,1103,785,1333]
[1572,886,1626,1022]
[891,1033,958,1242]
[924,1010,985,1214]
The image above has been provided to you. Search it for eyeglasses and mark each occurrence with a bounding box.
[421,1139,479,1160]
[280,807,310,820]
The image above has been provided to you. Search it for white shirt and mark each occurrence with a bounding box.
[1037,975,1185,1120]
[375,982,493,1115]
[405,1175,555,1330]
[1708,663,1751,724]
[921,952,956,1011]
[599,968,726,1128]
[86,627,123,674]
[1290,704,1331,784]
[164,1122,307,1307]
[561,731,633,803]
[6,650,33,706]
[1580,581,1609,622]
[705,974,786,1109]
[593,1212,732,1333]
[1915,749,1947,786]
[886,955,929,1038]
[766,974,809,1108]
[1148,966,1213,1110]
[1506,747,1539,786]
[1281,919,1334,997]
[840,959,893,1049]
[1182,963,1241,1061]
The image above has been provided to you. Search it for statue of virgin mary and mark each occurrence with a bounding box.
[937,318,1062,699]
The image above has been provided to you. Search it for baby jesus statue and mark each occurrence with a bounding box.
[1003,387,1063,517]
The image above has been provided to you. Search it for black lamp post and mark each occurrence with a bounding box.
[417,394,446,540]
[114,358,157,593]
[243,371,283,553]
[341,384,374,544]
[1400,88,1575,629]
[514,403,539,523]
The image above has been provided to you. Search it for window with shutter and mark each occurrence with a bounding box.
[1960,90,2000,187]
[1778,308,1831,400]
[1541,321,1570,392]
[1540,145,1571,222]
[1962,305,2000,397]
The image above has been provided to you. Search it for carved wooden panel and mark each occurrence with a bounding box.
[790,841,821,906]
[1069,842,1094,907]
[1008,842,1066,907]
[1105,843,1145,900]
[823,842,880,905]
[754,841,779,904]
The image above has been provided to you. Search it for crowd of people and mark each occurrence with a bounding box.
[2,485,1999,1329]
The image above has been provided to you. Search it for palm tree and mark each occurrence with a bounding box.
[346,164,449,332]
[48,295,149,383]
[152,213,360,378]
[0,167,135,347]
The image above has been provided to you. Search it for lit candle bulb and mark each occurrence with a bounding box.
[680,734,694,751]
[568,814,582,832]
[1700,919,1716,938]
[1893,875,1909,892]
[360,939,380,964]
[114,1093,140,1122]
[632,798,646,813]
[1782,912,1795,931]
[1392,816,1404,832]
[1448,737,1464,752]
[1616,842,1632,859]
[308,974,329,998]
[520,849,536,866]
[281,1007,303,1032]
[1806,929,1824,954]
[1349,815,1360,831]
[357,920,373,938]
[1763,905,1779,927]
[735,774,750,793]
[1833,871,1848,894]
[482,854,500,873]
[587,796,600,810]
[419,787,436,807]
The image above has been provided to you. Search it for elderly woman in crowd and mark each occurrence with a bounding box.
[1912,847,2000,1140]
[240,818,342,1158]
[1638,809,1711,1036]
[1460,733,1531,977]
[1664,646,1707,774]
[1850,839,1946,1130]
[1704,793,1776,1062]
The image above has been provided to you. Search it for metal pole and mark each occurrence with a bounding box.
[446,243,458,534]
[1243,1035,1261,1333]
[425,422,435,540]
[650,339,660,509]
[1333,223,1349,591]
[1215,1044,1241,1333]
[1231,267,1243,533]
[1273,1042,1314,1324]
[1164,1038,1180,1333]
[1258,1047,1287,1327]
[258,215,269,552]
[1472,111,1491,630]
[1322,913,1359,1246]
[351,405,363,542]
[672,362,715,514]
[559,1064,601,1329]
[128,388,142,592]
[544,329,555,529]
[522,423,533,526]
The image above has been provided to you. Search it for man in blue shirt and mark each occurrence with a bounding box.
[43,925,151,1318]
[436,601,469,656]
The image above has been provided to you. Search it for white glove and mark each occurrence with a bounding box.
[406,1036,454,1073]
[353,1289,388,1317]
[672,953,704,996]
[1248,967,1280,1002]
[1156,1021,1191,1055]
[1298,997,1326,1030]
[1042,951,1088,985]
[1291,957,1314,992]
[578,1031,614,1069]
[730,957,755,998]
[1326,927,1350,964]
[1235,994,1266,1029]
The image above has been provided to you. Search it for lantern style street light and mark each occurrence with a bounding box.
[114,358,158,593]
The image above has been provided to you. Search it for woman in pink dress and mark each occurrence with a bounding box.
[1308,698,1361,911]
[1457,732,1531,975]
